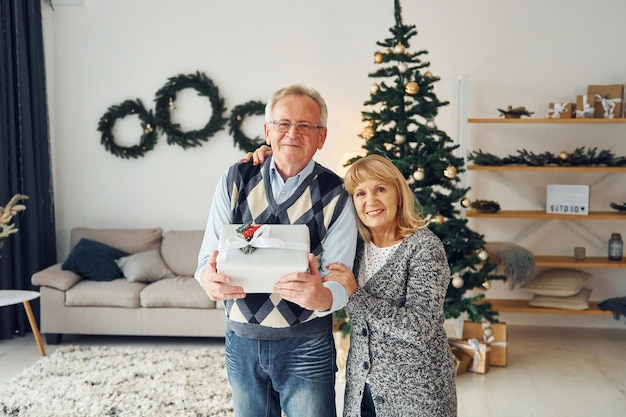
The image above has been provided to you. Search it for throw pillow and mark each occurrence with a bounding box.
[115,250,175,283]
[520,268,592,297]
[62,238,130,281]
[529,287,592,310]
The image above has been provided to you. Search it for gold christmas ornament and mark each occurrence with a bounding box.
[559,151,569,160]
[461,198,471,208]
[412,168,425,181]
[405,81,419,95]
[431,213,445,224]
[374,51,384,64]
[425,119,437,130]
[362,126,375,140]
[424,70,434,79]
[394,134,406,144]
[482,280,492,290]
[451,275,464,288]
[394,43,405,54]
[477,249,489,261]
[370,83,380,94]
[443,165,457,179]
[398,62,409,73]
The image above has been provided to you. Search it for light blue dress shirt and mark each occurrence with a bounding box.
[195,158,358,315]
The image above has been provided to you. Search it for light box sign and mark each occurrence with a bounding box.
[546,185,589,215]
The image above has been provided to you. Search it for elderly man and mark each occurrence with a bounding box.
[195,84,357,417]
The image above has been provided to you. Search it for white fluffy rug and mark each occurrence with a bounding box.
[0,345,233,417]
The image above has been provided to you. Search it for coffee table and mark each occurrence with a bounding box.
[0,290,46,356]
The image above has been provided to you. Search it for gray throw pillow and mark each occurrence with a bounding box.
[115,250,175,283]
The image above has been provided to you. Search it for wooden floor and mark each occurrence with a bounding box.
[1,325,625,416]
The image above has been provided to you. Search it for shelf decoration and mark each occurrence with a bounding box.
[468,146,626,167]
[575,95,594,118]
[468,199,501,213]
[610,202,626,212]
[586,84,624,118]
[547,102,575,119]
[228,100,267,153]
[98,99,158,159]
[497,106,534,119]
[154,71,227,150]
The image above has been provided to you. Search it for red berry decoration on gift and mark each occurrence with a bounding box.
[236,223,263,254]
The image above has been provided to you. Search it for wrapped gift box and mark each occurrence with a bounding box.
[576,95,594,118]
[448,338,490,374]
[462,320,508,366]
[450,346,471,376]
[586,84,623,118]
[217,224,310,293]
[548,102,575,119]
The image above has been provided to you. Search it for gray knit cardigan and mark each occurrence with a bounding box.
[342,227,457,417]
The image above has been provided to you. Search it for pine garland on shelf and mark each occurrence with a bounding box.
[228,100,266,153]
[470,199,501,213]
[469,147,626,167]
[154,71,227,149]
[610,202,626,212]
[97,99,157,159]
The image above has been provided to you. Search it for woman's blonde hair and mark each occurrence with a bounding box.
[343,154,428,242]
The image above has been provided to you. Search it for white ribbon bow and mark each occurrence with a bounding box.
[595,94,622,118]
[217,225,308,263]
[467,338,484,372]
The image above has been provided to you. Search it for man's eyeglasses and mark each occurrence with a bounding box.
[270,120,324,135]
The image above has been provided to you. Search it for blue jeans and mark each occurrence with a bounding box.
[225,329,337,417]
[361,383,376,417]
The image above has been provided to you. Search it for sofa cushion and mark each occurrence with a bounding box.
[32,264,82,291]
[115,250,175,283]
[140,276,215,309]
[65,278,146,308]
[62,238,130,281]
[70,227,163,254]
[161,230,204,276]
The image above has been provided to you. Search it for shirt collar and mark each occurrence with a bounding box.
[269,158,316,184]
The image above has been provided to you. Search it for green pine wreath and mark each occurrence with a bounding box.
[228,100,267,153]
[154,71,227,149]
[97,99,157,159]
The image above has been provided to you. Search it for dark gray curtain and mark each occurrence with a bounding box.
[0,0,57,339]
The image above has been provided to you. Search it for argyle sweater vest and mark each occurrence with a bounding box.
[223,158,350,339]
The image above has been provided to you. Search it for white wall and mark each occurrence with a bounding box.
[43,0,626,328]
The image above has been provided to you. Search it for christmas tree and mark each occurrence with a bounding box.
[352,0,505,322]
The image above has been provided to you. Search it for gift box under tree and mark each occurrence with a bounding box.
[448,338,490,374]
[462,320,508,367]
[450,346,471,375]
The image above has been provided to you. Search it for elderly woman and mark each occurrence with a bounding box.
[325,154,456,417]
[244,150,457,416]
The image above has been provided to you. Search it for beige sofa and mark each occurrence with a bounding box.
[31,227,224,344]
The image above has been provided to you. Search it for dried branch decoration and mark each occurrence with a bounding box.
[0,194,28,240]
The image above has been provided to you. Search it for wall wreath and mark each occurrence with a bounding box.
[228,100,267,153]
[97,99,157,159]
[154,71,227,149]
